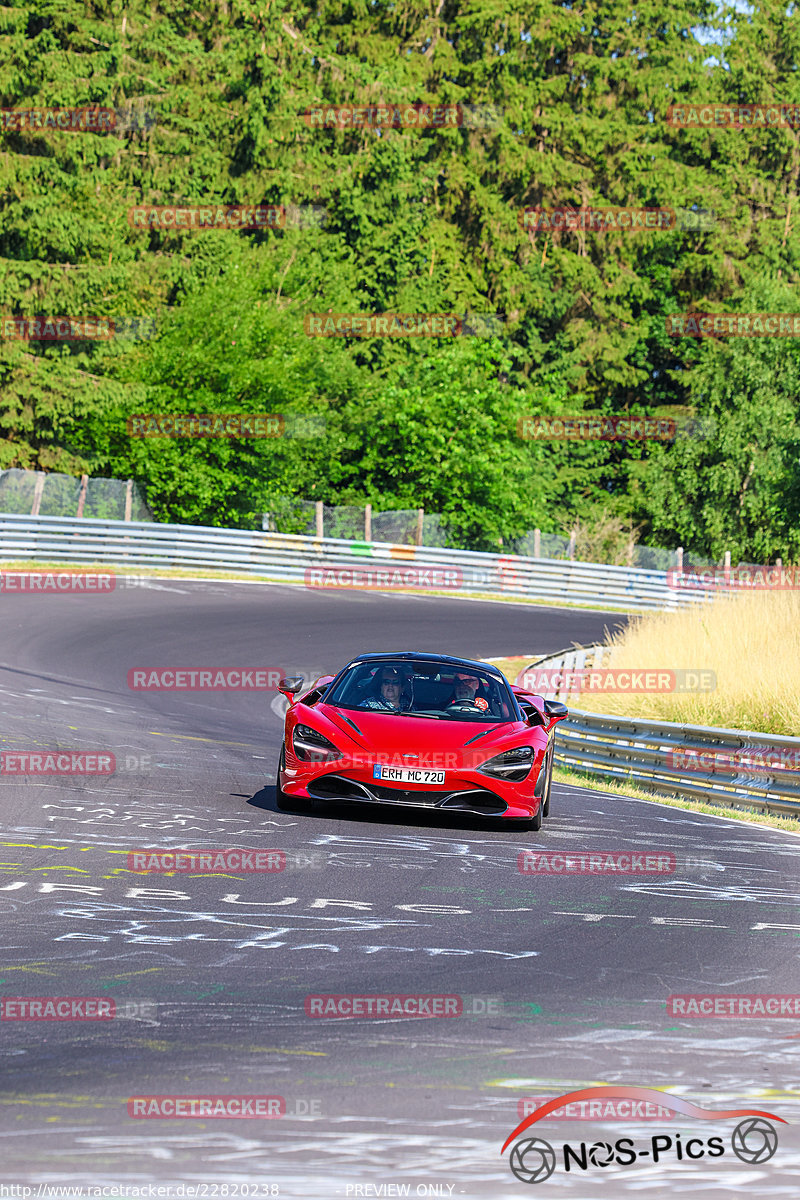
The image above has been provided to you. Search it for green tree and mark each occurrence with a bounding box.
[638,285,800,561]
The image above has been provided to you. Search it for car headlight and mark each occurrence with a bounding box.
[292,724,342,763]
[479,746,535,781]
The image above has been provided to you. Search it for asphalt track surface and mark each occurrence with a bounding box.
[1,580,798,1198]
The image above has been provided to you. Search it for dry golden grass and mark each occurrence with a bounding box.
[594,591,800,735]
[485,656,544,682]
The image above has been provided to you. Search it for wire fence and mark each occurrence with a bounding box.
[263,496,714,567]
[511,529,715,570]
[262,498,453,546]
[0,469,151,522]
[0,473,735,569]
[0,515,712,611]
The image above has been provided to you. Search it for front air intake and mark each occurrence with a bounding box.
[306,776,507,815]
[436,790,508,816]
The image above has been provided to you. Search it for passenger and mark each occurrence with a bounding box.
[360,666,408,711]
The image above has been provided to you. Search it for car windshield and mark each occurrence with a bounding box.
[324,658,517,721]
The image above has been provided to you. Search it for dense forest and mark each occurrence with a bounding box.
[2,0,800,558]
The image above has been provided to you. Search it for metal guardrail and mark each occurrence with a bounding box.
[0,513,715,612]
[520,648,800,816]
[515,644,612,703]
[3,510,791,813]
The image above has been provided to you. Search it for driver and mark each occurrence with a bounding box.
[447,671,489,713]
[360,665,407,711]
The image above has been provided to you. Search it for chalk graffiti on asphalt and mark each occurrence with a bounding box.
[0,882,543,960]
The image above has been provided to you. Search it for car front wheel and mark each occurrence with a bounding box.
[275,746,293,810]
[529,748,551,831]
[276,746,314,813]
[542,746,554,818]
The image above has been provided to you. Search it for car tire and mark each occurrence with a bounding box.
[275,746,295,811]
[542,746,554,818]
[529,747,550,831]
[276,747,315,813]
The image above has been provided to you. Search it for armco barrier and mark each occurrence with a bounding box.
[515,644,612,702]
[0,514,716,612]
[525,648,800,816]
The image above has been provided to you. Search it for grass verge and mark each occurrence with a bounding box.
[483,655,543,681]
[594,589,800,735]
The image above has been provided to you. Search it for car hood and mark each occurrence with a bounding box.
[315,703,536,757]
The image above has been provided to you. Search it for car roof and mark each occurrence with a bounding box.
[346,651,505,678]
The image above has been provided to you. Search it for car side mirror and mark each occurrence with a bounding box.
[543,699,568,728]
[278,676,304,705]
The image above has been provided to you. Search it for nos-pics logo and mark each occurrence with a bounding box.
[501,1086,784,1184]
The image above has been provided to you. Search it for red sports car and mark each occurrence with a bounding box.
[275,651,567,828]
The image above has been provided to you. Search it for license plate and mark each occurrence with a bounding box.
[373,765,446,785]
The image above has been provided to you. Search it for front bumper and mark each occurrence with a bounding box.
[281,753,540,820]
[308,773,511,816]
